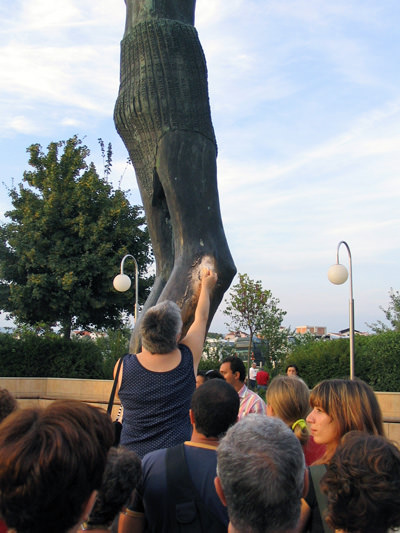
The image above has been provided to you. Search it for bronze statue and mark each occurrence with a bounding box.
[114,0,236,351]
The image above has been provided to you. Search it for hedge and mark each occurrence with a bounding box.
[282,331,400,391]
[0,333,105,379]
[2,330,400,389]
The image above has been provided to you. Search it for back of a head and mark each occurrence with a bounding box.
[0,388,18,423]
[204,369,225,381]
[217,415,305,533]
[191,379,239,438]
[310,378,384,439]
[321,431,400,533]
[140,300,183,354]
[87,446,142,527]
[266,375,310,446]
[221,355,246,382]
[0,400,114,533]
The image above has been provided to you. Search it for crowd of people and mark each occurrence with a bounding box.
[0,269,399,533]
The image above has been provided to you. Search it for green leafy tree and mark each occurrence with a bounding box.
[367,288,400,333]
[223,273,287,377]
[0,136,153,338]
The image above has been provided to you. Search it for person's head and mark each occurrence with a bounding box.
[266,375,310,446]
[252,362,257,368]
[140,300,183,354]
[0,400,114,533]
[219,356,246,389]
[286,364,299,377]
[86,446,142,527]
[0,388,18,423]
[190,379,239,438]
[204,369,224,381]
[196,370,206,388]
[321,431,400,533]
[215,415,305,533]
[306,378,384,459]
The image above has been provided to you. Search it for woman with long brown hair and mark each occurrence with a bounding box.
[297,378,384,532]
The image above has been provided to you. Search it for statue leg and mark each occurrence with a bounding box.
[155,130,236,336]
[128,168,175,352]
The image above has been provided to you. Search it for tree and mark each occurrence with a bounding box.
[367,288,400,333]
[0,136,153,338]
[223,273,287,376]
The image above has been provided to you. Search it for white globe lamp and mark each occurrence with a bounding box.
[327,264,348,285]
[113,273,131,292]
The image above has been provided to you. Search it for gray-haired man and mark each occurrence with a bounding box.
[215,415,306,533]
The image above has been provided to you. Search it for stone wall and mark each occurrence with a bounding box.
[1,377,399,444]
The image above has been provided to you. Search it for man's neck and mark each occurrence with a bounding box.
[228,522,296,533]
[234,381,245,393]
[190,427,219,447]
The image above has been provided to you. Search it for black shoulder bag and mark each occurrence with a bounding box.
[107,356,124,446]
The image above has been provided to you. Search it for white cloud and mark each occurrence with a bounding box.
[1,0,400,333]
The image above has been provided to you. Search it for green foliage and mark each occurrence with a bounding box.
[367,288,400,333]
[356,331,400,391]
[0,332,105,378]
[0,136,153,337]
[224,273,287,373]
[93,325,131,379]
[282,331,400,391]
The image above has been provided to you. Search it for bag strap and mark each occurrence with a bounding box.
[107,356,124,415]
[309,465,332,533]
[166,444,226,533]
[166,444,202,533]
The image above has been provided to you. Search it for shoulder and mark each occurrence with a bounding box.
[178,343,194,361]
[142,448,168,473]
[251,390,266,405]
[247,389,266,411]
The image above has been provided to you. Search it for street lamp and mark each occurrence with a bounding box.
[327,241,355,380]
[113,254,139,324]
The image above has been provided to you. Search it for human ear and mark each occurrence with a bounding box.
[214,477,227,507]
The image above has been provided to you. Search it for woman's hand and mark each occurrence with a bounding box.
[200,268,218,292]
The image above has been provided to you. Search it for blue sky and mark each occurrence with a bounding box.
[1,0,399,334]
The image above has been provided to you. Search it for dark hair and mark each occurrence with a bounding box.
[0,388,18,423]
[285,364,299,374]
[191,380,239,438]
[0,400,114,533]
[204,369,224,381]
[221,356,246,382]
[140,300,182,354]
[87,446,142,526]
[321,431,400,533]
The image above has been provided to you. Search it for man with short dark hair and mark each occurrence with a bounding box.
[215,415,306,533]
[119,379,240,533]
[286,364,299,377]
[220,356,266,419]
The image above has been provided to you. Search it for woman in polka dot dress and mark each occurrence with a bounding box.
[114,269,217,458]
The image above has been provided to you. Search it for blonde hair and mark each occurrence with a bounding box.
[310,378,385,462]
[266,375,310,446]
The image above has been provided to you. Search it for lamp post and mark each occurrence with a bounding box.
[327,241,355,380]
[113,254,139,324]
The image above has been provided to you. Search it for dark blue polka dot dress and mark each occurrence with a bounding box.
[118,344,195,458]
